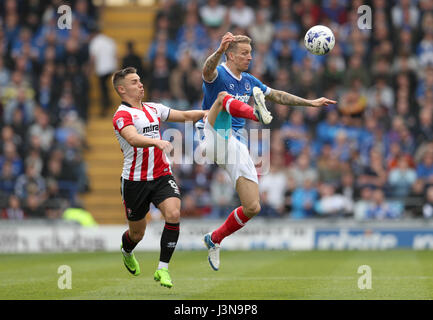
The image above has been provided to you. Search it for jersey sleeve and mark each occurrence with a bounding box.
[113,110,134,132]
[250,74,271,96]
[152,103,171,121]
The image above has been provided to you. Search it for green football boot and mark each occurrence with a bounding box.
[154,268,173,288]
[121,245,141,276]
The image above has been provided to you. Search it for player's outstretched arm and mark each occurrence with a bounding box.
[167,109,208,123]
[202,32,234,82]
[266,88,337,107]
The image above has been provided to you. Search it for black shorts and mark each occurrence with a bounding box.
[120,174,181,221]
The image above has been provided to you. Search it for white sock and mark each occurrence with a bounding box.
[121,248,132,257]
[158,261,169,270]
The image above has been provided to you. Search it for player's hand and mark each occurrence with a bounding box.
[216,32,234,54]
[309,97,337,107]
[202,110,209,122]
[154,139,173,154]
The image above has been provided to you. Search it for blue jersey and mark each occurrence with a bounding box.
[201,63,269,137]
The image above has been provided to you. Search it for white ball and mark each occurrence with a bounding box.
[304,25,335,55]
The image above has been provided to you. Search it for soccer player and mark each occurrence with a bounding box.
[200,33,336,271]
[112,67,207,288]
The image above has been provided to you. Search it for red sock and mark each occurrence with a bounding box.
[211,206,250,244]
[222,95,258,121]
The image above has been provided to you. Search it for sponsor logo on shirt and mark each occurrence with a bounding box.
[143,124,159,134]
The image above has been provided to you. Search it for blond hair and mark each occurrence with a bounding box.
[225,35,252,60]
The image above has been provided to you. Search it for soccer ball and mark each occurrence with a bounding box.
[304,25,335,55]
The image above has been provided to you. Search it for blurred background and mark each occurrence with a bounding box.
[0,0,433,229]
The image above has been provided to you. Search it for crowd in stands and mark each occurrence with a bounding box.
[1,0,433,222]
[0,0,96,219]
[144,0,433,220]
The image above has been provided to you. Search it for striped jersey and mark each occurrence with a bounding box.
[112,101,172,181]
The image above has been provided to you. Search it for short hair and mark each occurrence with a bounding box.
[112,67,137,94]
[225,35,251,60]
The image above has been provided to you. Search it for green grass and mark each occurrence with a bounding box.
[0,250,432,300]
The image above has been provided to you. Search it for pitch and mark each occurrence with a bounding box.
[1,250,432,300]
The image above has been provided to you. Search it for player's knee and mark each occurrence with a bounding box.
[244,202,261,218]
[165,208,181,223]
[216,91,229,106]
[217,91,229,101]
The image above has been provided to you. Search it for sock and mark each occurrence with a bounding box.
[158,261,169,270]
[122,230,138,253]
[222,95,259,121]
[211,206,250,244]
[159,222,180,264]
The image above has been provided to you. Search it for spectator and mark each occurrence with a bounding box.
[121,41,145,81]
[414,108,433,145]
[366,189,402,219]
[391,0,420,30]
[180,193,202,218]
[23,193,45,218]
[259,191,281,217]
[366,75,395,112]
[291,178,318,219]
[0,161,17,196]
[315,182,353,217]
[148,55,171,101]
[209,168,235,219]
[322,0,347,24]
[228,0,255,29]
[199,0,228,29]
[14,163,46,200]
[3,86,35,125]
[332,130,355,162]
[338,171,356,201]
[388,156,417,198]
[0,142,24,178]
[88,27,117,117]
[316,109,341,145]
[1,194,25,220]
[422,185,433,218]
[27,109,54,153]
[259,155,287,214]
[416,150,433,185]
[317,146,343,185]
[358,148,388,190]
[281,109,309,157]
[248,10,274,47]
[287,152,318,188]
[353,186,374,220]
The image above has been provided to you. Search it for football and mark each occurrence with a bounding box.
[304,25,335,55]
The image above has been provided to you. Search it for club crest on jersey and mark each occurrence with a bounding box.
[245,81,251,91]
[147,106,157,114]
[116,117,124,130]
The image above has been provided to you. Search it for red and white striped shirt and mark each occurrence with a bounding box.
[113,101,172,181]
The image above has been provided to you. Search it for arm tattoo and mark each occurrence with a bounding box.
[203,51,223,80]
[267,89,313,107]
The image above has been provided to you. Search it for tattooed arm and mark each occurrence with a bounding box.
[266,88,337,108]
[202,51,224,82]
[202,32,235,82]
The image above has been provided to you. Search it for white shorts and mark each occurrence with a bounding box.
[201,120,258,188]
